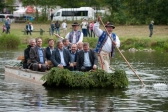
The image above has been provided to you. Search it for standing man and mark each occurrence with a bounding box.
[51,40,73,70]
[81,19,88,37]
[55,20,60,35]
[5,18,10,34]
[62,20,67,36]
[149,20,154,37]
[93,16,120,73]
[55,22,83,44]
[29,38,48,72]
[76,42,98,72]
[26,22,32,35]
[23,38,36,69]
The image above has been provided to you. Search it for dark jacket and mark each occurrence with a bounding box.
[76,49,98,70]
[26,24,31,31]
[51,48,73,67]
[46,47,55,60]
[29,46,47,64]
[23,45,31,68]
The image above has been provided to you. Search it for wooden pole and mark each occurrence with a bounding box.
[99,17,145,86]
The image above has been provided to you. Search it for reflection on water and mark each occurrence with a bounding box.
[0,51,168,111]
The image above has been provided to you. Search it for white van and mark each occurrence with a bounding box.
[53,7,95,21]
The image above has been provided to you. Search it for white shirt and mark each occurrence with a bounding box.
[65,31,83,44]
[58,49,66,66]
[93,22,120,53]
[62,22,67,29]
[83,51,92,67]
[81,21,88,29]
[31,25,33,30]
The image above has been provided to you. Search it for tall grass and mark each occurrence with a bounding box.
[0,34,21,49]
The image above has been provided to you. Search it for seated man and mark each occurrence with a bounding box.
[29,38,48,72]
[62,38,71,50]
[69,44,78,70]
[45,39,55,69]
[23,38,36,69]
[77,42,83,51]
[51,40,73,70]
[46,39,55,60]
[76,42,98,72]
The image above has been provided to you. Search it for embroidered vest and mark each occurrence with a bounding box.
[69,31,81,43]
[95,31,116,57]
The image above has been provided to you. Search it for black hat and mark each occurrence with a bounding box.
[72,22,79,26]
[105,23,115,29]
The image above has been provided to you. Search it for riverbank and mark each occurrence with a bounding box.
[0,23,168,51]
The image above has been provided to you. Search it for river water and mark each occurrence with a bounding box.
[0,50,168,111]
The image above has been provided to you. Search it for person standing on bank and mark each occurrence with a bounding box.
[29,38,48,72]
[55,22,83,44]
[81,19,88,37]
[55,20,60,35]
[149,20,154,37]
[93,16,120,73]
[26,22,32,35]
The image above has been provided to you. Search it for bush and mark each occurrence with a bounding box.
[41,67,129,88]
[0,34,20,49]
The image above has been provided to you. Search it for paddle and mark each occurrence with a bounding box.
[98,16,145,86]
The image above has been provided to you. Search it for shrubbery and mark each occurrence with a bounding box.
[41,67,129,88]
[0,34,20,49]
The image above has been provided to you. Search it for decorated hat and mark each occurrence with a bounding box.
[105,23,115,29]
[72,22,79,26]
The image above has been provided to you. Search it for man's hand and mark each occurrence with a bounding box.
[45,61,48,65]
[93,65,97,70]
[38,64,41,69]
[54,33,60,38]
[97,15,101,22]
[58,64,63,68]
[112,41,116,47]
[70,63,73,67]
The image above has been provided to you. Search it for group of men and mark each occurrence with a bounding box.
[23,16,121,73]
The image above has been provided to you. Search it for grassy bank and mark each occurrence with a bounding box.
[0,23,168,51]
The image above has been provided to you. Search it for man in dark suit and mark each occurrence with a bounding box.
[23,38,36,69]
[29,38,48,72]
[26,22,32,35]
[51,40,73,70]
[46,39,55,60]
[76,42,98,72]
[69,44,78,70]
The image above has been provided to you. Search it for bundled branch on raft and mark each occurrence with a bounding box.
[41,67,129,88]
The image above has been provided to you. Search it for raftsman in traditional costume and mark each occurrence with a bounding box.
[93,22,120,72]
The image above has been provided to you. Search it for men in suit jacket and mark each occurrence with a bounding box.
[69,44,78,70]
[51,40,73,70]
[46,39,55,60]
[76,42,98,72]
[23,38,36,69]
[29,38,48,72]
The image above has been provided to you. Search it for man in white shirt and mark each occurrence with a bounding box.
[93,16,120,73]
[55,22,83,44]
[81,19,88,37]
[62,20,67,35]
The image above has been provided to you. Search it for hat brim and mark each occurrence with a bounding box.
[105,25,115,29]
[72,24,79,26]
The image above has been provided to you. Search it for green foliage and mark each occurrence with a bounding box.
[83,37,98,49]
[41,67,129,88]
[0,34,21,49]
